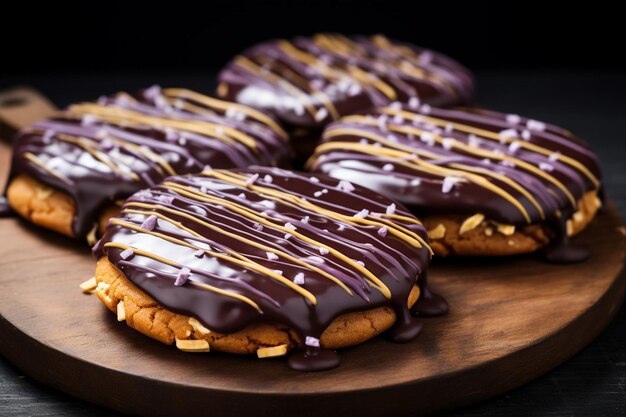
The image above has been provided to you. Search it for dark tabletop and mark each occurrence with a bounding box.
[0,71,625,416]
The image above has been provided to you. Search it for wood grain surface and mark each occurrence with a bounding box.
[0,126,624,415]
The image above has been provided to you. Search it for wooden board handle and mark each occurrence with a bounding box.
[0,87,57,140]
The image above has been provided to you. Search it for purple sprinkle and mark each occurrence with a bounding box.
[266,252,279,261]
[284,234,292,240]
[539,162,554,172]
[308,255,324,263]
[246,173,259,186]
[337,180,355,192]
[408,97,420,109]
[508,141,522,153]
[302,216,310,224]
[382,163,394,172]
[294,273,305,285]
[378,226,388,237]
[252,222,263,231]
[309,176,320,183]
[144,85,161,100]
[263,174,273,183]
[506,114,521,125]
[174,267,190,286]
[141,215,158,231]
[314,108,328,122]
[314,191,324,198]
[238,193,246,199]
[159,195,175,205]
[527,119,546,131]
[521,130,532,141]
[354,209,369,219]
[194,249,204,258]
[284,222,296,231]
[305,336,320,347]
[386,203,396,216]
[442,176,462,193]
[355,260,365,267]
[420,104,432,114]
[549,152,561,162]
[120,248,134,260]
[442,138,456,150]
[337,224,346,231]
[273,270,283,276]
[499,129,518,140]
[319,247,329,255]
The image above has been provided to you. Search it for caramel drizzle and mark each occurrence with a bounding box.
[277,39,396,101]
[313,34,457,98]
[22,152,72,184]
[380,107,600,188]
[66,103,260,152]
[311,139,534,223]
[233,55,320,118]
[158,179,388,296]
[54,133,140,181]
[321,118,576,215]
[210,169,429,249]
[123,197,353,298]
[161,88,288,138]
[103,241,263,313]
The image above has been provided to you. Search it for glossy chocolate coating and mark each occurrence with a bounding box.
[218,34,474,129]
[9,86,290,238]
[309,104,601,226]
[95,167,435,370]
[308,105,602,262]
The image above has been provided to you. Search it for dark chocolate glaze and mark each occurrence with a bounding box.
[217,34,474,129]
[309,105,602,263]
[8,86,291,239]
[95,167,436,371]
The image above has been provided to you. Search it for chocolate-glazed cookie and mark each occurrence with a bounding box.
[93,167,440,371]
[217,33,474,163]
[307,104,602,262]
[5,86,290,241]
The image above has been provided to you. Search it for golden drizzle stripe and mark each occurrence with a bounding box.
[233,55,319,118]
[380,108,600,187]
[67,103,259,152]
[214,170,431,251]
[321,121,559,213]
[164,177,392,298]
[162,88,288,138]
[98,133,176,177]
[321,122,572,210]
[310,141,534,223]
[159,181,386,293]
[103,242,262,313]
[120,198,353,297]
[54,134,140,181]
[22,152,71,183]
[111,213,317,304]
[208,170,431,252]
[344,118,577,206]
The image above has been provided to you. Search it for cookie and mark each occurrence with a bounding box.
[6,86,290,241]
[217,33,474,162]
[93,167,440,371]
[307,105,602,262]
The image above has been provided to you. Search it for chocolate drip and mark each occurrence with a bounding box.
[0,196,12,217]
[542,212,590,264]
[8,86,290,239]
[388,306,424,343]
[96,168,436,370]
[413,271,449,317]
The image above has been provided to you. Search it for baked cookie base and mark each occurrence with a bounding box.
[424,191,601,257]
[7,174,120,240]
[94,257,420,354]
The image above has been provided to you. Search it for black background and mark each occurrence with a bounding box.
[0,1,624,74]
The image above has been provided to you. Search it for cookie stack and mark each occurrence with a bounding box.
[3,34,602,371]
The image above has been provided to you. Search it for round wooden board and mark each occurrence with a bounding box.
[0,153,624,415]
